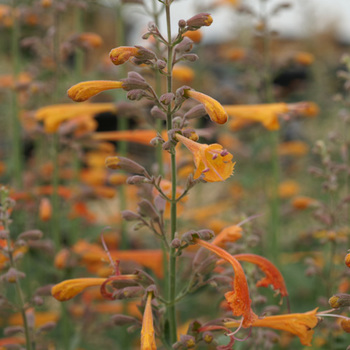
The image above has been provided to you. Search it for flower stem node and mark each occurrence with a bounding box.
[329,293,350,308]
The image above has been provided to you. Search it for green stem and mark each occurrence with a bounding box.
[74,6,84,81]
[116,4,129,250]
[152,0,164,176]
[51,133,60,250]
[4,221,33,350]
[260,0,280,262]
[11,0,22,188]
[165,1,177,344]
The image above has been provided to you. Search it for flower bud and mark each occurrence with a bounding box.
[175,37,193,54]
[18,229,43,241]
[113,286,144,299]
[0,230,9,239]
[2,268,26,283]
[156,59,166,69]
[345,253,350,268]
[154,195,166,213]
[329,293,350,308]
[151,106,166,120]
[4,326,24,336]
[37,321,57,333]
[182,54,199,62]
[35,284,55,296]
[138,199,159,220]
[341,318,350,333]
[109,46,139,65]
[202,331,214,344]
[32,296,44,306]
[111,314,141,326]
[160,92,175,105]
[121,210,141,221]
[126,89,149,101]
[171,238,181,248]
[184,104,207,120]
[106,156,148,175]
[186,13,213,29]
[178,19,186,28]
[126,175,150,185]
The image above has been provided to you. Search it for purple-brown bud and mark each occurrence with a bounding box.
[174,37,193,54]
[18,230,43,241]
[160,92,175,105]
[184,104,206,119]
[138,199,159,220]
[121,210,141,221]
[105,156,148,176]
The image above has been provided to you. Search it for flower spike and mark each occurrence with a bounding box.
[67,80,124,102]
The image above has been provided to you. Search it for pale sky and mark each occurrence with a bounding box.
[125,0,350,44]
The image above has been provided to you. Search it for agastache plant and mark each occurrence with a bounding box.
[50,1,343,348]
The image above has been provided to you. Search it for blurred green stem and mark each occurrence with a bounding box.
[152,0,164,176]
[11,0,23,188]
[165,1,177,345]
[260,0,280,262]
[3,219,33,350]
[116,3,128,250]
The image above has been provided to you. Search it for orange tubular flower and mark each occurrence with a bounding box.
[141,293,157,350]
[233,254,288,297]
[67,80,124,102]
[52,275,137,301]
[224,103,289,130]
[225,308,319,346]
[212,225,242,246]
[196,239,257,327]
[176,134,234,182]
[184,90,228,124]
[109,46,140,65]
[93,130,158,145]
[35,103,116,133]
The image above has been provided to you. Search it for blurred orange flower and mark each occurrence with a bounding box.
[176,134,234,182]
[278,180,300,199]
[39,197,52,222]
[278,141,309,157]
[173,66,195,84]
[225,103,288,130]
[183,30,202,43]
[36,103,116,133]
[93,129,157,145]
[294,52,314,66]
[292,196,317,210]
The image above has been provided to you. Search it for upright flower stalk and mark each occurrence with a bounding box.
[164,1,178,343]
